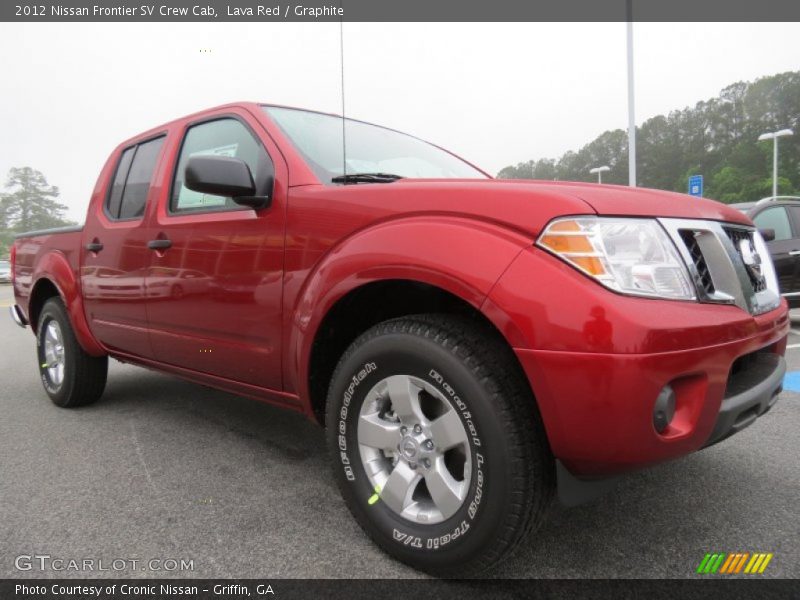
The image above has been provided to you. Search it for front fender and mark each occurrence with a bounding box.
[29,251,105,356]
[286,215,534,403]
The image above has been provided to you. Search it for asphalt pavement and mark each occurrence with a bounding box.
[1,284,798,579]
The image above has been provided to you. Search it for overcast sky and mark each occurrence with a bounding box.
[0,22,798,222]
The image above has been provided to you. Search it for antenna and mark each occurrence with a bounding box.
[339,15,347,182]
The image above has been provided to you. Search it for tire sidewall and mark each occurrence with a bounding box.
[36,300,75,407]
[328,329,514,569]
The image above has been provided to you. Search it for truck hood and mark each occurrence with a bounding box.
[383,179,751,235]
[300,179,751,242]
[514,180,751,225]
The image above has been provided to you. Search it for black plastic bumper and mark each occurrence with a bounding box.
[704,352,785,448]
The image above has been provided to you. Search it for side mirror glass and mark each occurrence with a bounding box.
[185,155,271,209]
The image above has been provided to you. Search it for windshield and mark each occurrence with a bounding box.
[263,106,487,184]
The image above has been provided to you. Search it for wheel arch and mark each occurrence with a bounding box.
[303,278,534,426]
[28,277,60,334]
[287,216,534,400]
[28,252,105,356]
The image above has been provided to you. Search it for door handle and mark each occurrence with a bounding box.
[789,250,800,256]
[147,239,172,251]
[85,241,104,253]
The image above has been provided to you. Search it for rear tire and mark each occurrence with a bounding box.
[36,297,108,408]
[326,314,554,576]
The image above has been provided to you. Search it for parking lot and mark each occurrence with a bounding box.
[1,283,798,579]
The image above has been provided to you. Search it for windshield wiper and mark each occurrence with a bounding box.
[331,173,404,184]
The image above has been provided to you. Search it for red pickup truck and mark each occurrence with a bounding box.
[9,103,789,575]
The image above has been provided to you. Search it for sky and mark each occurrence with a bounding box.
[0,21,798,222]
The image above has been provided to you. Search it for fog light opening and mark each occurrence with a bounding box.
[653,385,677,434]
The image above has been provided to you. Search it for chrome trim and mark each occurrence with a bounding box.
[750,229,781,314]
[9,304,27,328]
[659,218,780,316]
[782,292,800,297]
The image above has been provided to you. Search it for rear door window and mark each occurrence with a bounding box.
[106,147,135,219]
[105,136,165,220]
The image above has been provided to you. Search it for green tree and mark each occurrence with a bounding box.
[0,232,12,258]
[497,71,800,203]
[2,167,74,232]
[0,167,75,257]
[1,179,15,257]
[709,166,747,203]
[497,158,560,180]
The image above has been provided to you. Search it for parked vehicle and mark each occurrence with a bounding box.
[731,196,800,307]
[0,259,10,283]
[9,103,789,576]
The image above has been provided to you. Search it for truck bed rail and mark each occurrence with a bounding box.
[14,225,83,239]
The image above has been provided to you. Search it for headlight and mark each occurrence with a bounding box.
[537,216,695,300]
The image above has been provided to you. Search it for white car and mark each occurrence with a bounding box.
[0,260,11,283]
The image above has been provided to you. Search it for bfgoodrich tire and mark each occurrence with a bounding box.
[326,314,554,576]
[36,297,108,408]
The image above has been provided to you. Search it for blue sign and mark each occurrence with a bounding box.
[688,175,703,197]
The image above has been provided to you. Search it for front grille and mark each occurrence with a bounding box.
[659,217,780,316]
[724,227,767,293]
[679,230,714,294]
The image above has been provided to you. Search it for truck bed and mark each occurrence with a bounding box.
[12,225,84,311]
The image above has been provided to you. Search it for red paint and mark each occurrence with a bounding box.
[13,230,104,355]
[513,309,788,476]
[10,102,789,478]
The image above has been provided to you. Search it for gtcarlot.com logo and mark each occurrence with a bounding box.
[15,554,195,572]
[696,552,773,574]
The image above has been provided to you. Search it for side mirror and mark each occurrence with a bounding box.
[759,228,776,242]
[185,155,271,209]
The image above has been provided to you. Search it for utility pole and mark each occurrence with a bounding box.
[626,0,636,187]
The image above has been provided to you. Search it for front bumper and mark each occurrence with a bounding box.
[514,314,788,478]
[487,244,790,478]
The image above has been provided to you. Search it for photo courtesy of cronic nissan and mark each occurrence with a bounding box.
[6,102,792,573]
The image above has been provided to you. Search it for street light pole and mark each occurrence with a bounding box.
[773,135,778,197]
[590,166,611,184]
[626,0,636,187]
[758,129,794,198]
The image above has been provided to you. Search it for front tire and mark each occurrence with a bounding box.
[36,297,108,408]
[326,315,553,576]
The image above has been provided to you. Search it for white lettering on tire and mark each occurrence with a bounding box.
[338,362,377,480]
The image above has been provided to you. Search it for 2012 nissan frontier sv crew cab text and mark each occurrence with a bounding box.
[9,103,789,575]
